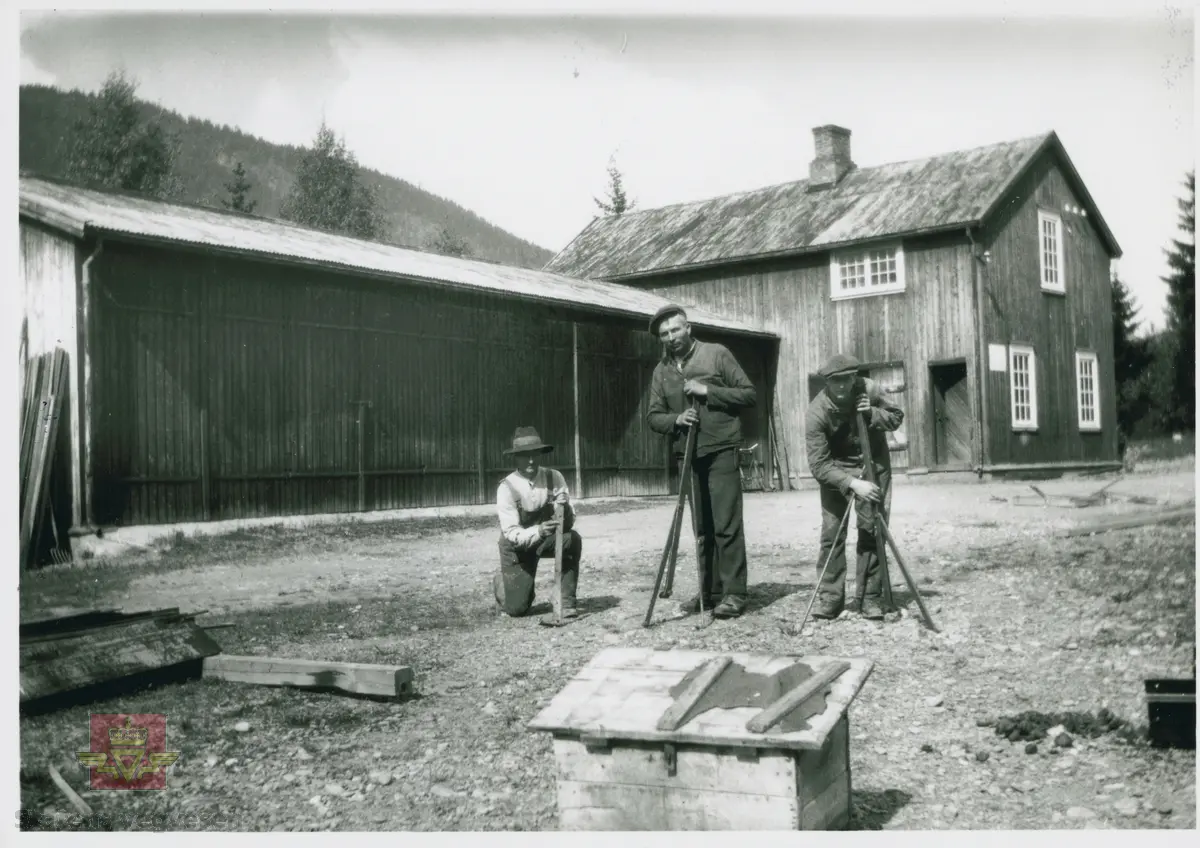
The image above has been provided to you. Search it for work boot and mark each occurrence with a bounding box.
[860,597,885,620]
[713,595,747,619]
[680,593,719,614]
[811,595,844,620]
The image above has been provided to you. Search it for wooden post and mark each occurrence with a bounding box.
[200,408,211,521]
[477,344,486,503]
[572,322,583,497]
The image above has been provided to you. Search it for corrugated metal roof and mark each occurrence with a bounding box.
[546,131,1122,280]
[18,175,776,340]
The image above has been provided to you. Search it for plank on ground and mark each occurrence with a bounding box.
[556,780,800,831]
[552,737,796,797]
[1060,506,1194,537]
[202,655,414,698]
[19,618,221,703]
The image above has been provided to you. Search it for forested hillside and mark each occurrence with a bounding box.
[19,84,554,269]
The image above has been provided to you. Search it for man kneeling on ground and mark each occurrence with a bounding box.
[493,426,582,618]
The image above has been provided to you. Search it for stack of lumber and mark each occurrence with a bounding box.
[19,607,222,714]
[20,349,71,569]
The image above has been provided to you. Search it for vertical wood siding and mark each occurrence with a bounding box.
[629,232,979,478]
[20,221,83,526]
[88,242,769,526]
[979,154,1119,465]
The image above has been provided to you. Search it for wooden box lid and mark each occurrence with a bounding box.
[527,647,874,751]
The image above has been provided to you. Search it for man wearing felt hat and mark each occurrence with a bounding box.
[805,352,905,621]
[646,304,757,619]
[493,426,583,619]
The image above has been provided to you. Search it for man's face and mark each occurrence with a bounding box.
[514,451,541,479]
[826,372,858,406]
[657,314,692,356]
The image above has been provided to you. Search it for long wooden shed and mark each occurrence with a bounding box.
[18,174,777,539]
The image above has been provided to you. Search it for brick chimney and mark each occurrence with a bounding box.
[808,125,855,189]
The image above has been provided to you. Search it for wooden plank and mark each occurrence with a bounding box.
[19,618,221,703]
[553,737,796,797]
[746,661,852,734]
[1060,506,1194,537]
[656,656,733,731]
[797,714,849,802]
[799,772,850,830]
[202,654,414,698]
[19,607,184,642]
[48,765,94,818]
[557,780,799,831]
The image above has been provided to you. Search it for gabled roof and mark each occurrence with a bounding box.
[545,131,1122,281]
[18,175,775,340]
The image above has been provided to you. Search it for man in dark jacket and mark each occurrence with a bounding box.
[646,304,757,619]
[805,353,904,620]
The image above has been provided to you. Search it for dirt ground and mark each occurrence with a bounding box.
[19,468,1197,832]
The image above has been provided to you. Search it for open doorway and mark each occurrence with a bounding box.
[930,360,972,468]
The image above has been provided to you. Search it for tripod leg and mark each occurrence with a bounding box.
[877,517,940,632]
[788,503,852,636]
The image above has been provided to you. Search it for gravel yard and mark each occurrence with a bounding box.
[19,469,1196,831]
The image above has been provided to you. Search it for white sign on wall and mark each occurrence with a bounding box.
[988,344,1008,373]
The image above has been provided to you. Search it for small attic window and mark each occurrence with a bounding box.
[830,243,906,301]
[1038,210,1065,294]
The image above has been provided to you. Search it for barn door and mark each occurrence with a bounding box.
[931,361,972,468]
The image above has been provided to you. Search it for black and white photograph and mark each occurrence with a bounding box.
[7,0,1196,835]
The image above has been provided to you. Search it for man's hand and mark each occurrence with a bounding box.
[538,519,561,538]
[849,479,881,503]
[683,379,708,398]
[676,407,700,428]
[856,394,871,414]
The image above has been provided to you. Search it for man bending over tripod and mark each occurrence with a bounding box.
[805,353,904,621]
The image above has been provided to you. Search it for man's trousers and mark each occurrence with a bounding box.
[687,446,749,602]
[816,467,891,605]
[493,530,582,617]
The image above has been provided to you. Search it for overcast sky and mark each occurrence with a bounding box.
[18,3,1195,331]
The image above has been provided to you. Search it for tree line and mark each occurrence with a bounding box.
[1112,171,1194,447]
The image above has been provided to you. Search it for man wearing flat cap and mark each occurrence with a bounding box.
[493,426,582,619]
[805,353,904,620]
[646,304,757,619]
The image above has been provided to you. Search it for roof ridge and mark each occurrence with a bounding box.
[597,131,1055,223]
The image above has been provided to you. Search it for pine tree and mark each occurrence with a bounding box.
[1161,171,1195,431]
[1111,272,1151,440]
[279,122,384,241]
[594,157,635,216]
[65,69,179,199]
[426,220,473,258]
[222,161,256,214]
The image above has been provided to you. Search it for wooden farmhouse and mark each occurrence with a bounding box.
[18,174,777,539]
[547,126,1124,481]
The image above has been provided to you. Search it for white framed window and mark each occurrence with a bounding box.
[1009,344,1038,431]
[1038,210,1064,293]
[830,243,906,300]
[1075,351,1101,431]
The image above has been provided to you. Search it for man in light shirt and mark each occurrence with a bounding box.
[493,426,582,619]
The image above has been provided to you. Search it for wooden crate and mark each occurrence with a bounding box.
[526,647,874,831]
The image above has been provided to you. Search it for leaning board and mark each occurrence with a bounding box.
[526,647,874,831]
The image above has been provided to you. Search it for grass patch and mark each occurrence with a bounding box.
[1129,433,1195,461]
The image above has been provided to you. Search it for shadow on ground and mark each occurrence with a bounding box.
[848,788,913,830]
[526,595,622,617]
[745,581,808,613]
